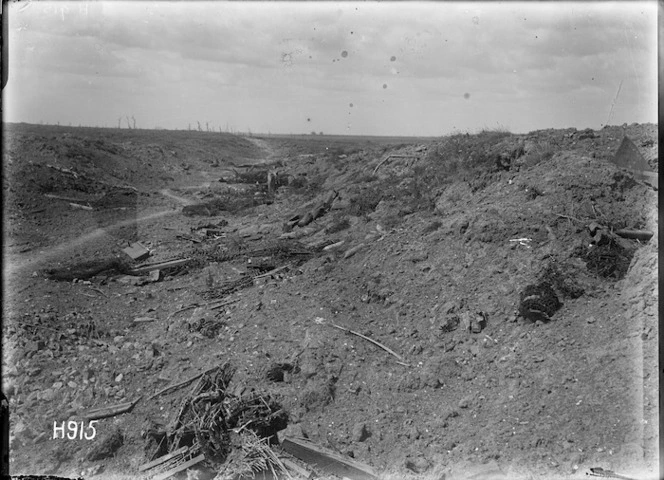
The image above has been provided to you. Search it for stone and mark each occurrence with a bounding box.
[351,422,370,442]
[115,373,123,383]
[458,397,471,409]
[405,456,430,474]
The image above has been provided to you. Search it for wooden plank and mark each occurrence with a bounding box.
[281,436,378,480]
[281,457,314,479]
[138,446,189,472]
[129,258,190,274]
[151,454,205,480]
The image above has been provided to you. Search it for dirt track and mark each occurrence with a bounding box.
[2,123,658,480]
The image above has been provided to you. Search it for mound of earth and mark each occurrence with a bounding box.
[2,123,657,480]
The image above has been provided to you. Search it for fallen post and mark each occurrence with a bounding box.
[280,436,378,480]
[82,396,142,421]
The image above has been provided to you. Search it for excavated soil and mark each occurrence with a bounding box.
[2,122,658,480]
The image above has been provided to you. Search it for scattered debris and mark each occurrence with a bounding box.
[280,435,378,480]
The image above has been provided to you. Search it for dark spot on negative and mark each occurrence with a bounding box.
[390,56,396,62]
[463,93,470,99]
[383,84,388,89]
[341,50,348,58]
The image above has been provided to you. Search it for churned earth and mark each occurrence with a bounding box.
[2,122,658,480]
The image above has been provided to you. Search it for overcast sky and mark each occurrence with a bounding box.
[4,1,658,136]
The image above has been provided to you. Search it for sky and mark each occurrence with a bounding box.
[3,1,658,136]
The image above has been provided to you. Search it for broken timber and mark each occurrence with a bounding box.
[281,436,378,480]
[280,456,314,479]
[147,365,220,401]
[151,454,205,480]
[129,258,190,275]
[82,396,142,421]
[139,446,189,472]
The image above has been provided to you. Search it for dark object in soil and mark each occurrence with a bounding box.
[188,317,226,338]
[266,362,298,382]
[582,238,633,280]
[87,428,124,461]
[518,283,562,321]
[44,257,132,281]
[540,262,585,299]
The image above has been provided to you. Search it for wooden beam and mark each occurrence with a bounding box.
[138,446,189,472]
[151,454,205,480]
[281,456,314,479]
[281,436,378,480]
